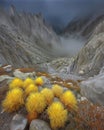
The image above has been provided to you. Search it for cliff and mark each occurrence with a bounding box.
[0,6,60,67]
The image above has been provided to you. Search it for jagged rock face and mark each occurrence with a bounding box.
[0,6,60,67]
[80,73,104,105]
[70,18,104,78]
[63,14,104,38]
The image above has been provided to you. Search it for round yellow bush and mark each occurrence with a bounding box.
[34,77,44,86]
[52,84,63,98]
[2,88,24,112]
[60,90,77,111]
[47,101,68,129]
[41,88,54,105]
[9,78,23,89]
[23,78,34,89]
[26,92,46,113]
[25,84,38,97]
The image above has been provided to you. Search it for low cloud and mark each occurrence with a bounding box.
[53,36,86,57]
[1,0,104,30]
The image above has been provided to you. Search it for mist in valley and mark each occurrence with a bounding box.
[53,35,86,57]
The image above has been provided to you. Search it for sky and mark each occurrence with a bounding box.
[0,0,104,31]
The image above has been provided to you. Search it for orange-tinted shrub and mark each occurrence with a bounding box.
[75,100,104,130]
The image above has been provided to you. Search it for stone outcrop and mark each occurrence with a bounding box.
[80,73,104,105]
[0,6,60,67]
[70,18,104,78]
[29,119,51,130]
[63,13,104,38]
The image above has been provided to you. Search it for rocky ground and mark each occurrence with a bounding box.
[0,64,104,130]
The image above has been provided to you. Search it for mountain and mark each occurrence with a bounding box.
[63,13,104,38]
[69,15,104,78]
[1,5,104,72]
[0,6,60,67]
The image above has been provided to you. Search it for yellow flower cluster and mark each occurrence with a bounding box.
[2,76,78,129]
[25,84,38,97]
[26,92,46,113]
[41,88,54,105]
[2,88,24,112]
[9,78,23,89]
[23,78,34,89]
[47,102,68,129]
[34,77,44,86]
[52,84,63,98]
[60,90,77,110]
[2,77,44,112]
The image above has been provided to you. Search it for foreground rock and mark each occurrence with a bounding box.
[0,75,13,82]
[29,119,51,130]
[13,69,36,79]
[80,73,104,105]
[10,114,28,130]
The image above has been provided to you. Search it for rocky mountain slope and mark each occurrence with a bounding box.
[63,13,104,38]
[37,14,104,79]
[0,6,61,67]
[60,16,104,106]
[69,15,104,78]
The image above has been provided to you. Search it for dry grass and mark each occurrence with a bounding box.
[0,67,8,76]
[75,100,104,130]
[18,68,35,73]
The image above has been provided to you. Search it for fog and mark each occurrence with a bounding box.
[53,36,86,57]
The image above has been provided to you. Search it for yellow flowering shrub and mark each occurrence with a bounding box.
[41,88,54,105]
[9,78,23,89]
[60,90,77,111]
[34,77,44,86]
[47,102,68,129]
[26,92,46,113]
[2,88,24,112]
[25,84,38,96]
[52,84,63,98]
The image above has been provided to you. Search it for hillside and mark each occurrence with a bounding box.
[0,6,61,67]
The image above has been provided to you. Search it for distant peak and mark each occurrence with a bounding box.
[9,5,17,16]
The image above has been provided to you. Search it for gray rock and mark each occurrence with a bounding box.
[80,73,104,105]
[3,65,12,72]
[13,69,36,79]
[10,114,28,130]
[0,75,13,82]
[39,57,84,81]
[29,119,51,130]
[47,57,74,74]
[99,66,104,74]
[41,76,51,88]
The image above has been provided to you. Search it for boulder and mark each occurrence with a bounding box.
[0,75,13,82]
[80,73,104,105]
[29,119,51,130]
[13,69,36,79]
[10,114,28,130]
